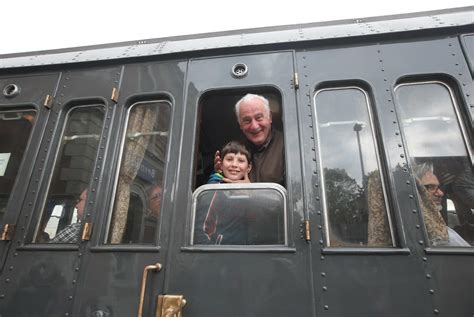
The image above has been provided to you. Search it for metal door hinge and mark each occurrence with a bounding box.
[156,294,187,317]
[1,224,15,241]
[304,220,311,241]
[81,222,93,241]
[111,87,119,103]
[43,94,54,109]
[293,72,299,90]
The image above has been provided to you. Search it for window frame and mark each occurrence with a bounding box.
[103,99,172,245]
[394,80,474,251]
[31,104,106,244]
[314,85,396,248]
[187,182,291,251]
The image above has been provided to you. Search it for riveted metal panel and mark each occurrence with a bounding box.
[296,43,431,316]
[0,65,121,316]
[69,60,186,317]
[0,72,60,273]
[297,32,474,316]
[160,51,315,317]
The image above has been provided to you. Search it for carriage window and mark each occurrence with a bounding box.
[107,100,170,244]
[191,184,287,246]
[195,91,284,188]
[0,110,36,226]
[396,81,474,247]
[314,87,394,247]
[35,105,104,243]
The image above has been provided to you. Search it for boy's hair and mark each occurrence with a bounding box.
[221,141,252,164]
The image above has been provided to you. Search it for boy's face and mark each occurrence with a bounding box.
[222,152,251,181]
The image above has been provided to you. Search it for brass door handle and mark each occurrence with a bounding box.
[156,294,187,317]
[137,263,162,317]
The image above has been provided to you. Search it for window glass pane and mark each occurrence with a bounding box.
[192,185,286,246]
[0,110,36,225]
[107,101,170,244]
[35,106,105,243]
[396,82,474,247]
[315,87,393,247]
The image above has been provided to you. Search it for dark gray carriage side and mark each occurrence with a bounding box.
[0,6,473,317]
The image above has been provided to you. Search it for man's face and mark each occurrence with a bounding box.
[420,171,444,209]
[75,189,87,219]
[238,98,272,146]
[149,186,162,217]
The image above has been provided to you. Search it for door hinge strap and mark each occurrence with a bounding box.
[111,87,119,103]
[304,220,311,241]
[81,222,93,241]
[43,94,54,109]
[1,224,15,241]
[293,72,299,90]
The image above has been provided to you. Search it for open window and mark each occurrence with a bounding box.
[191,89,288,247]
[395,80,474,247]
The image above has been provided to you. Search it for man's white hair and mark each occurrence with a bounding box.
[413,162,434,181]
[234,93,270,123]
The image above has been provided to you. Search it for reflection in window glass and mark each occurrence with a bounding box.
[396,82,474,247]
[192,184,286,245]
[108,101,170,244]
[315,87,393,247]
[35,106,105,243]
[0,110,36,226]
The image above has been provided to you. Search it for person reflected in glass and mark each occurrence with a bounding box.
[50,188,87,243]
[413,163,469,246]
[203,141,252,244]
[148,185,163,218]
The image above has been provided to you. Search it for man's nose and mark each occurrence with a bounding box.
[435,187,444,196]
[249,119,259,130]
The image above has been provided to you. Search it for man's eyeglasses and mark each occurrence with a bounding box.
[424,184,443,193]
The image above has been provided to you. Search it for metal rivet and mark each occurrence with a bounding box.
[426,274,431,279]
[322,286,328,291]
[434,309,439,314]
[429,289,434,294]
[321,272,326,277]
[324,305,329,310]
[422,257,427,261]
[419,240,424,245]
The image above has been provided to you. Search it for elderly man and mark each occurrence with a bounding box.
[414,163,469,247]
[215,93,285,185]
